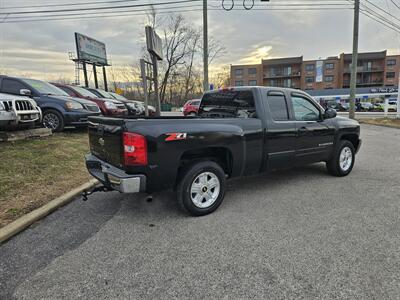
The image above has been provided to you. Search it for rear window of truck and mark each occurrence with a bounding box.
[199,90,256,118]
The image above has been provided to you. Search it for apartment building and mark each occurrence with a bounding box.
[230,50,400,91]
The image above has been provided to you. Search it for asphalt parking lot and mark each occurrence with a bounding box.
[1,124,399,299]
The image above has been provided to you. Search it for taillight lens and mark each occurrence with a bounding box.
[123,132,147,166]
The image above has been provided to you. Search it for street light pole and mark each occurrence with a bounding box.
[203,0,209,92]
[349,0,360,120]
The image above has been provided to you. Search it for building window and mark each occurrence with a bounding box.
[325,63,334,70]
[386,72,395,79]
[248,80,257,86]
[248,68,257,75]
[235,80,243,86]
[305,76,314,83]
[283,66,292,76]
[324,75,334,82]
[387,59,396,66]
[234,69,243,76]
[283,78,292,87]
[305,64,315,71]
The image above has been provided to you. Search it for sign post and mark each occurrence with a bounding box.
[140,59,149,117]
[74,32,109,89]
[145,26,163,117]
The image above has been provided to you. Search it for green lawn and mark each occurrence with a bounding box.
[0,130,91,228]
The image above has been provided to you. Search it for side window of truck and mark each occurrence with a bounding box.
[291,95,321,121]
[1,79,26,95]
[266,91,290,121]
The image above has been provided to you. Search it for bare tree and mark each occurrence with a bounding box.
[159,15,192,103]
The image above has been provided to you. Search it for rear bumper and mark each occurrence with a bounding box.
[85,154,146,193]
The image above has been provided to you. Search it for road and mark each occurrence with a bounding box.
[1,124,400,299]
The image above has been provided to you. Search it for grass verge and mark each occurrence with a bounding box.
[359,118,400,129]
[0,130,91,228]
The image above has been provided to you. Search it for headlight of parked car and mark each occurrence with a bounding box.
[104,101,117,110]
[65,101,83,110]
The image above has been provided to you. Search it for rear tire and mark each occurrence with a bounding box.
[326,140,355,177]
[42,109,64,132]
[177,161,226,216]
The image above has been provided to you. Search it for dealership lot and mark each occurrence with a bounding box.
[1,124,399,299]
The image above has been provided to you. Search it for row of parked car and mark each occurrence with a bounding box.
[0,75,155,132]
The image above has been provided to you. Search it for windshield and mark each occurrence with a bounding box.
[199,90,257,118]
[95,89,113,98]
[110,92,128,101]
[21,79,69,96]
[71,86,98,98]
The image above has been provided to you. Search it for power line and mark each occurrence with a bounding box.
[1,0,144,9]
[0,0,201,15]
[0,3,354,23]
[390,0,400,10]
[3,3,204,20]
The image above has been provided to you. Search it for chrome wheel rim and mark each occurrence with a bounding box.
[43,113,59,130]
[190,172,220,208]
[339,146,353,172]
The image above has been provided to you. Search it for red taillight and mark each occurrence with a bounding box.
[123,132,147,166]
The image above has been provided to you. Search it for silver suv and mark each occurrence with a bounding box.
[0,92,42,130]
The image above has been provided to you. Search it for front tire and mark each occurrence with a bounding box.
[42,109,64,132]
[177,161,226,216]
[326,140,355,177]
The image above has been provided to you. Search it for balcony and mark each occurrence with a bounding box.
[343,78,383,87]
[343,66,384,73]
[263,71,301,79]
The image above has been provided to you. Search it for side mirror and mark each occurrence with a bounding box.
[324,108,337,119]
[20,89,32,97]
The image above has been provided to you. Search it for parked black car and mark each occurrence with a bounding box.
[0,76,101,131]
[85,87,361,216]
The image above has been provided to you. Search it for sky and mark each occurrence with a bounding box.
[0,0,400,84]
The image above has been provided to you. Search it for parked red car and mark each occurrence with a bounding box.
[183,99,201,116]
[51,83,128,117]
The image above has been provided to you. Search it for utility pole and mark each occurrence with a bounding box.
[397,73,400,119]
[203,0,209,92]
[349,0,360,119]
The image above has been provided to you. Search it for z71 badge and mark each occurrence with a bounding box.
[165,133,187,141]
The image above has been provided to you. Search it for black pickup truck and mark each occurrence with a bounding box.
[85,87,361,216]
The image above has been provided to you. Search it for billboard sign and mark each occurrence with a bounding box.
[145,26,163,61]
[75,32,108,65]
[316,60,323,82]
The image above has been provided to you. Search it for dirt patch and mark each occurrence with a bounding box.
[0,130,91,228]
[359,118,400,129]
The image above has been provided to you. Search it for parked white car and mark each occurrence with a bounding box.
[0,92,42,130]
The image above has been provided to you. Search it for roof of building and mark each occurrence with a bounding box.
[262,56,303,66]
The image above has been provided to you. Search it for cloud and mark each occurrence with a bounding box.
[239,45,273,64]
[0,1,399,84]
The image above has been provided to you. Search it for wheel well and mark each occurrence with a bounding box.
[178,147,233,176]
[340,134,359,150]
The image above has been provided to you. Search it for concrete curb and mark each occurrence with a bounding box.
[0,179,99,244]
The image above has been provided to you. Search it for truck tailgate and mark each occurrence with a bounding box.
[88,116,125,168]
